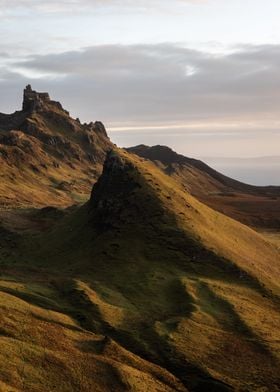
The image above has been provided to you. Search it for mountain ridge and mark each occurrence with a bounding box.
[127,144,280,229]
[127,144,280,192]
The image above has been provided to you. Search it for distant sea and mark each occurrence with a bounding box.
[202,157,280,186]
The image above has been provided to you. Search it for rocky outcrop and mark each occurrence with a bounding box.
[89,121,108,137]
[22,84,50,112]
[0,85,113,207]
[89,150,142,231]
[0,111,26,131]
[22,84,69,115]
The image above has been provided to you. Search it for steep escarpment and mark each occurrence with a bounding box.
[0,85,112,207]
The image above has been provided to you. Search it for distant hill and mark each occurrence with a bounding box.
[127,145,280,229]
[0,85,112,207]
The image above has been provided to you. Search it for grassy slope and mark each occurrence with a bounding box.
[0,272,186,392]
[261,230,280,250]
[0,101,112,208]
[0,149,279,391]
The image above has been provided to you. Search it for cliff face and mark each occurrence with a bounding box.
[22,84,52,112]
[0,85,113,207]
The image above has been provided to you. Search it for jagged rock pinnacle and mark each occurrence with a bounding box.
[22,85,50,112]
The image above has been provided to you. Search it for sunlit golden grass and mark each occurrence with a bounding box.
[0,156,97,208]
[260,230,280,249]
[0,275,186,392]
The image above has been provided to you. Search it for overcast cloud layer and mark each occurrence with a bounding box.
[0,0,205,10]
[0,0,209,16]
[2,43,280,122]
[1,42,280,161]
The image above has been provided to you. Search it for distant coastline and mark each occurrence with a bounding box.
[203,156,280,186]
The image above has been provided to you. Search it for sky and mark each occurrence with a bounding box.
[1,0,280,183]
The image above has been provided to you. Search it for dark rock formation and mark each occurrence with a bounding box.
[22,84,70,115]
[89,150,142,231]
[91,121,108,137]
[22,84,50,112]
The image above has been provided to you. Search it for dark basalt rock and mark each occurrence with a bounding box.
[22,84,69,115]
[89,151,142,231]
[92,121,108,137]
[23,84,50,112]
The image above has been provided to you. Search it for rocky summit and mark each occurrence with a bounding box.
[0,86,112,207]
[23,84,52,113]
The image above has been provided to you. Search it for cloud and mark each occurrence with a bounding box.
[0,0,207,13]
[7,43,280,124]
[1,42,280,158]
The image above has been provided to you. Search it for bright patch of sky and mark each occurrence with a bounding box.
[1,0,280,55]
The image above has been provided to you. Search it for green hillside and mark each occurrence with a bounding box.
[1,148,279,391]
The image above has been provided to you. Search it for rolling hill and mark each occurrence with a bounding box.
[0,148,279,391]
